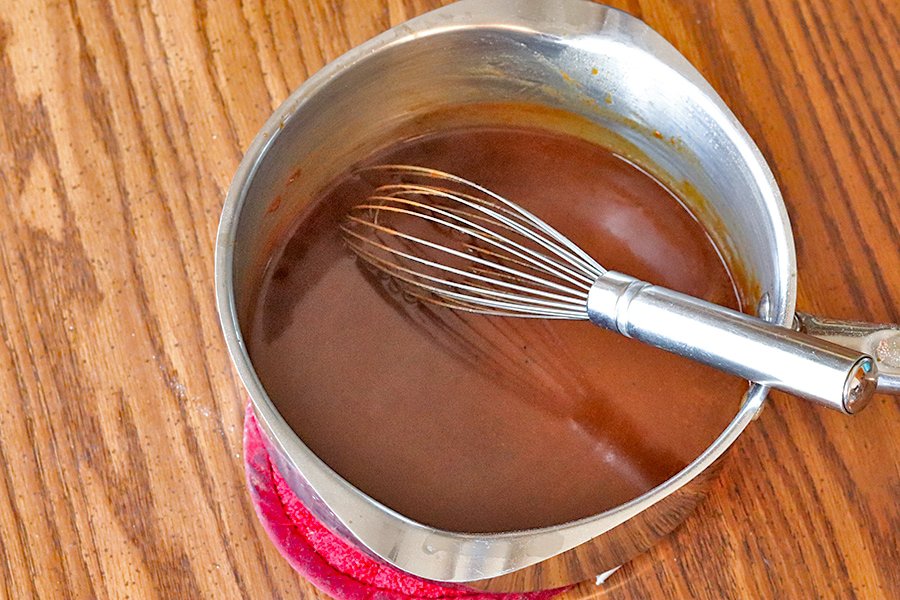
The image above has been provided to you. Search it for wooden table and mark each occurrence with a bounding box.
[0,0,896,597]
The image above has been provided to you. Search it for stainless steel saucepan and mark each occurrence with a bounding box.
[215,0,899,591]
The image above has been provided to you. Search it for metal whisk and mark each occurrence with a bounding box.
[341,164,879,414]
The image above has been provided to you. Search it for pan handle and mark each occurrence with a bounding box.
[795,313,900,395]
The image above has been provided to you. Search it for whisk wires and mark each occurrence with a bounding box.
[340,165,606,319]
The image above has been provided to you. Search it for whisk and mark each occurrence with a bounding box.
[340,165,879,414]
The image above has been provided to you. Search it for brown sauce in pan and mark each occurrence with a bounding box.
[247,126,746,533]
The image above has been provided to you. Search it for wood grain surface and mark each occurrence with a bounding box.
[0,0,897,598]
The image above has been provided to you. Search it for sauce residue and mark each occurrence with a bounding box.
[247,126,746,533]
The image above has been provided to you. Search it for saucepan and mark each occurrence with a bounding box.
[215,0,899,591]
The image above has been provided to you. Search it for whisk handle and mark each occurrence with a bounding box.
[587,272,878,414]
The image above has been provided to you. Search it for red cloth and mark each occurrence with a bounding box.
[244,406,569,599]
